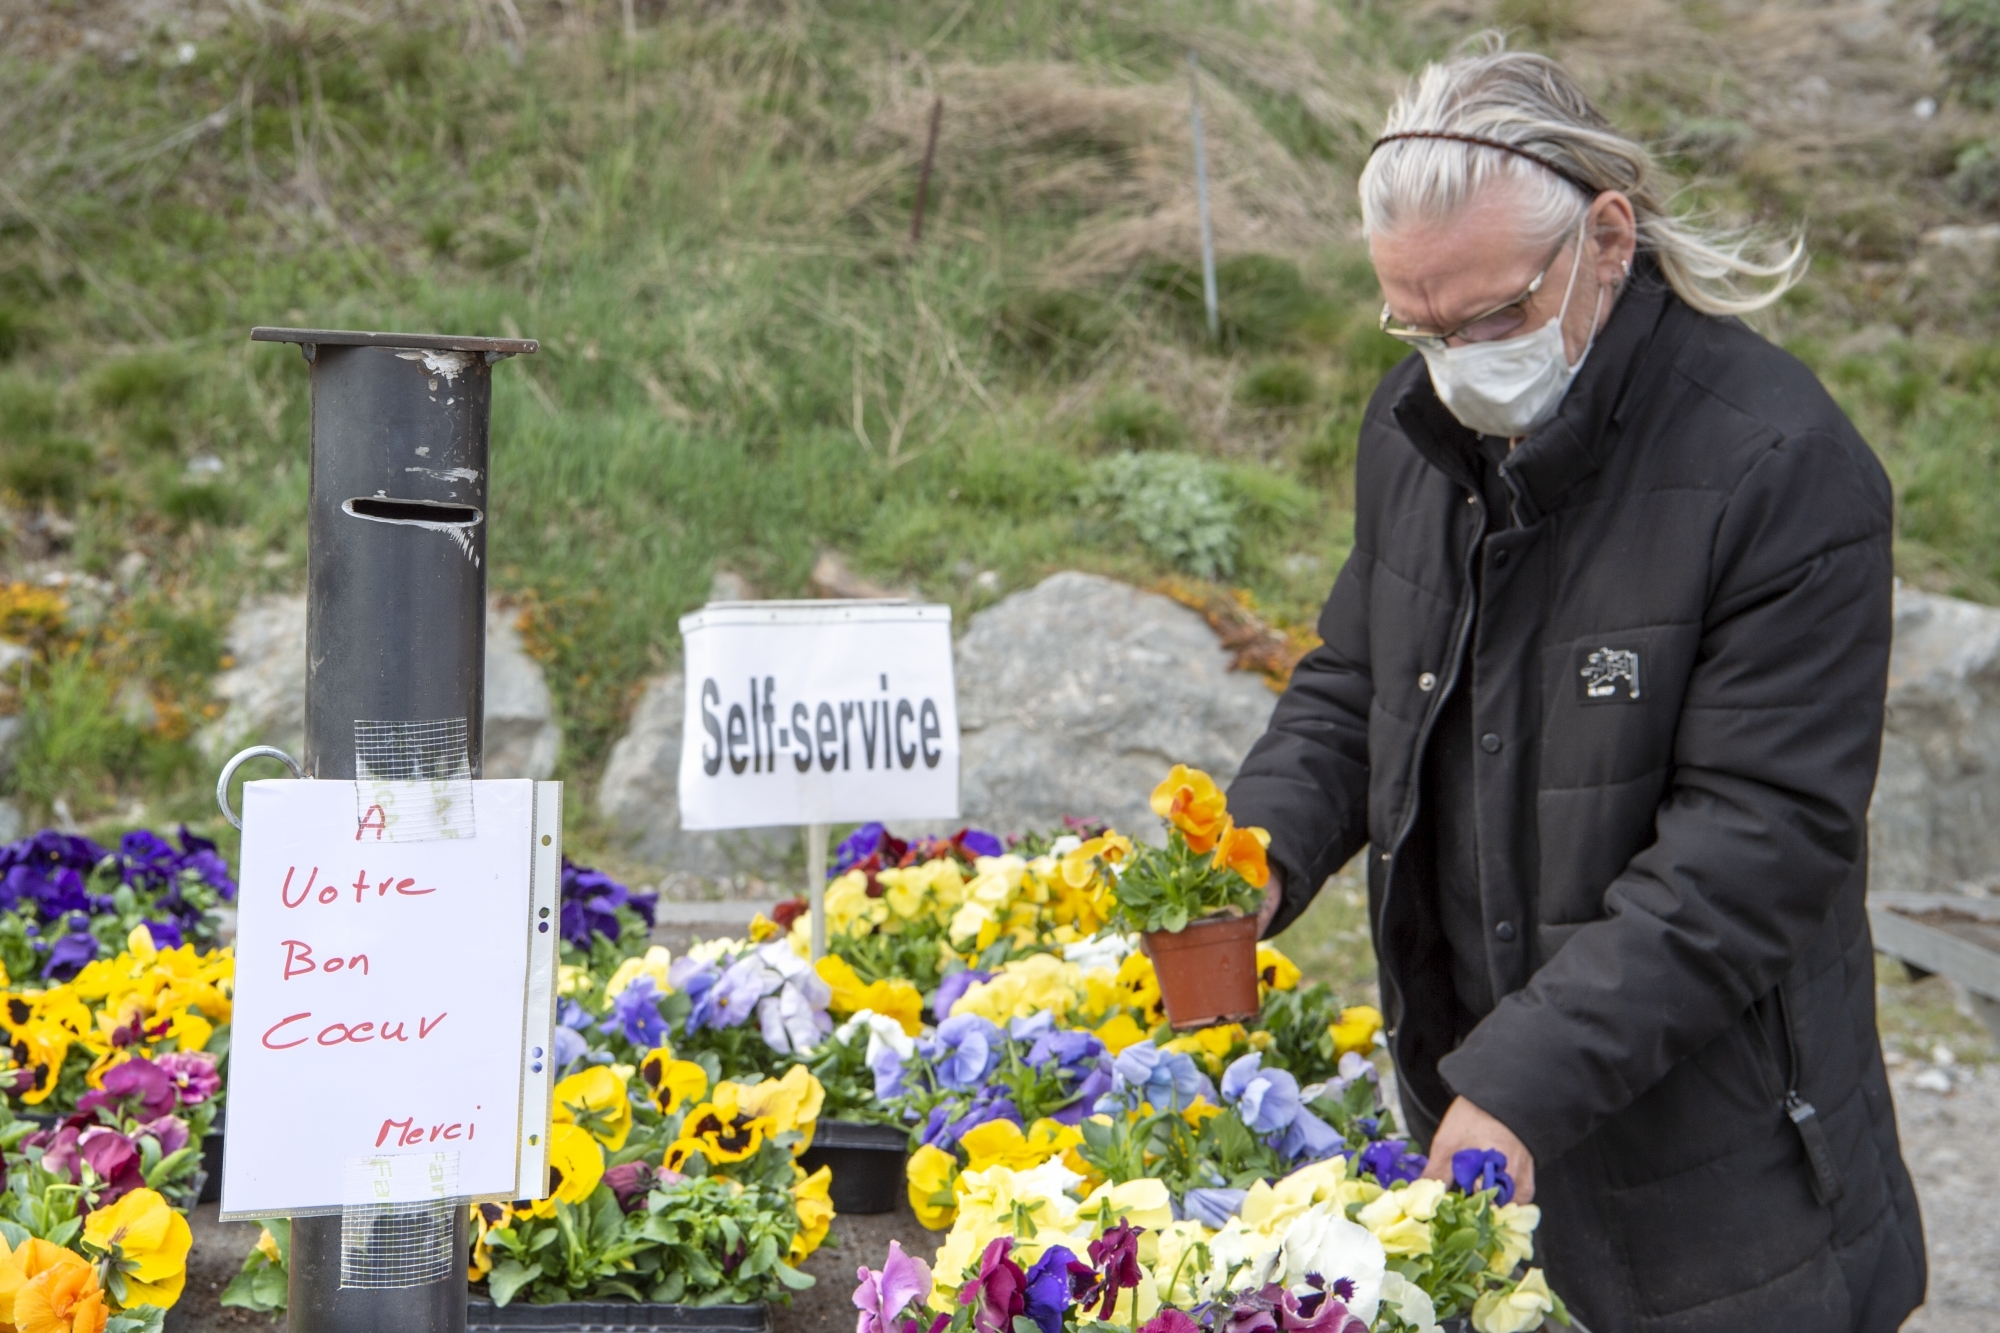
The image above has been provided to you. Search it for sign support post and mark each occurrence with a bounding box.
[806,822,829,960]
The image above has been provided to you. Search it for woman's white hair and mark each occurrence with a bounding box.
[1359,35,1805,318]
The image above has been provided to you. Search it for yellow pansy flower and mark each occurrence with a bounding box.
[1491,1202,1540,1274]
[1210,820,1272,889]
[747,913,781,943]
[13,1259,107,1333]
[1330,1005,1384,1058]
[906,1143,960,1231]
[1150,764,1230,852]
[1355,1178,1445,1257]
[729,1066,825,1154]
[789,1165,834,1262]
[558,964,592,997]
[551,1066,633,1151]
[815,959,924,1036]
[1162,1024,1246,1076]
[1093,1013,1149,1055]
[545,1122,606,1207]
[81,1186,193,1309]
[0,1236,99,1331]
[605,946,674,1000]
[1255,944,1300,993]
[1471,1268,1555,1333]
[824,871,889,936]
[675,1084,774,1165]
[1115,952,1166,1028]
[638,1048,709,1115]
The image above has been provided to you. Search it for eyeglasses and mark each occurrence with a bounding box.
[1378,236,1573,352]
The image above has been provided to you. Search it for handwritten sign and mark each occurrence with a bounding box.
[677,601,959,830]
[221,779,561,1219]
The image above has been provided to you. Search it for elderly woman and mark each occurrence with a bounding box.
[1226,40,1926,1333]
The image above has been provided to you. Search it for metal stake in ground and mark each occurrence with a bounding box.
[1189,53,1220,342]
[247,324,537,1333]
[910,97,944,243]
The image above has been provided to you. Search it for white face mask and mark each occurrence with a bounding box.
[1417,217,1604,440]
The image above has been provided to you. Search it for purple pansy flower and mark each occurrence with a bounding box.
[1357,1139,1427,1187]
[922,1014,1003,1090]
[1180,1187,1247,1228]
[854,1240,934,1333]
[960,1237,1027,1333]
[1022,1245,1093,1333]
[1087,1222,1143,1319]
[155,1051,221,1106]
[1221,1053,1303,1136]
[931,969,991,1021]
[78,1057,177,1119]
[1451,1147,1515,1205]
[600,975,669,1048]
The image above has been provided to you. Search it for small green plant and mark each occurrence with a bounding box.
[1081,452,1238,579]
[1937,0,2000,107]
[1102,765,1268,935]
[11,652,142,809]
[0,437,95,506]
[1236,360,1317,410]
[1090,387,1186,451]
[89,354,192,412]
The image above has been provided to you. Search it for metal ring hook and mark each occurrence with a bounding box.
[215,745,306,830]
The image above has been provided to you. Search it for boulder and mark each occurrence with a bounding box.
[199,593,561,777]
[1871,588,2000,896]
[200,594,309,762]
[954,571,1279,839]
[597,674,796,878]
[484,610,562,780]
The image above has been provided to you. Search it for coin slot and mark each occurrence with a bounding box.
[343,497,483,527]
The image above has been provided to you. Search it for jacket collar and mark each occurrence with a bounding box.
[1389,256,1679,523]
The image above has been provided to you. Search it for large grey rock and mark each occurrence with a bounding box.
[199,594,308,762]
[1871,588,2000,896]
[199,593,561,777]
[484,611,561,779]
[597,674,796,878]
[955,571,1278,839]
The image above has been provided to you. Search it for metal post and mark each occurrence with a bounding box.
[910,97,944,244]
[1189,53,1219,342]
[249,325,537,1333]
[807,822,830,960]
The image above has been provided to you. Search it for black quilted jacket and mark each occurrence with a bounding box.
[1226,267,1926,1332]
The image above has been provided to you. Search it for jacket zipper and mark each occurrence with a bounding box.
[1774,983,1845,1207]
[1377,490,1488,1125]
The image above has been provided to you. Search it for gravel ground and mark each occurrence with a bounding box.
[1893,1057,2000,1333]
[162,1068,1999,1332]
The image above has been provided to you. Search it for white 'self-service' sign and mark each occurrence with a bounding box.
[677,601,959,829]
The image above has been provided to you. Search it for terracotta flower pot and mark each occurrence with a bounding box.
[1145,913,1261,1030]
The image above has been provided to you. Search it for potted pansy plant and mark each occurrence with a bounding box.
[1100,766,1271,1030]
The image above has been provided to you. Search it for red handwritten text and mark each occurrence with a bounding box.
[281,940,370,980]
[374,1116,477,1148]
[260,1010,448,1050]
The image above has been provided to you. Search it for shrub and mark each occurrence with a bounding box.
[1081,452,1238,579]
[1,438,95,506]
[1091,388,1186,452]
[89,354,193,411]
[1237,361,1317,410]
[1937,0,2000,108]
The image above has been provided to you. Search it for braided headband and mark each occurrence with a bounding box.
[1370,130,1597,198]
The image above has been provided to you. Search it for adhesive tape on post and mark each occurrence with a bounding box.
[215,746,306,830]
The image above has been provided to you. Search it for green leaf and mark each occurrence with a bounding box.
[0,1220,28,1250]
[144,1146,196,1188]
[266,1217,292,1266]
[103,1307,167,1333]
[488,1259,543,1308]
[773,1262,816,1291]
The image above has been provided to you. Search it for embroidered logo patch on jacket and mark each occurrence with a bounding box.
[1579,645,1642,702]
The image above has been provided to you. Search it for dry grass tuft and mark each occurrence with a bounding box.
[851,60,1351,286]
